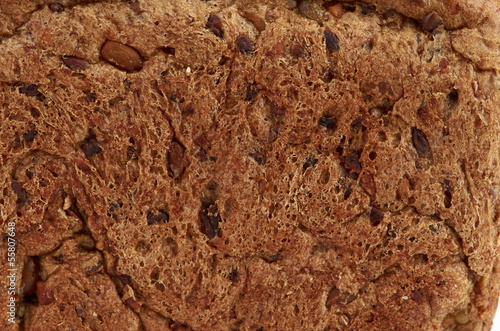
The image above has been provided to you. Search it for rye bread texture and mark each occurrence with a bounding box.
[1,0,500,330]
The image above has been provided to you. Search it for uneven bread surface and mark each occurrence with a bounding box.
[1,0,500,330]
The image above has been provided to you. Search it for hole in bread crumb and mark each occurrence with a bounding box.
[150,267,160,281]
[370,108,383,118]
[474,115,482,128]
[164,237,178,256]
[444,191,452,208]
[377,131,387,142]
[363,41,373,51]
[446,88,459,109]
[343,186,352,200]
[392,132,401,147]
[135,240,151,254]
[319,169,330,184]
[369,151,377,160]
[155,282,166,292]
[26,168,34,179]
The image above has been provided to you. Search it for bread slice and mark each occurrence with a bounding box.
[1,0,499,330]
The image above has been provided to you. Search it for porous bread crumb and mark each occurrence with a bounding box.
[0,0,499,330]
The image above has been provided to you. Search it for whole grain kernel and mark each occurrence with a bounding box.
[78,237,96,252]
[455,311,469,324]
[237,36,254,54]
[360,172,376,196]
[324,30,340,51]
[245,83,258,101]
[369,207,384,226]
[11,181,28,204]
[287,0,298,8]
[130,1,143,14]
[23,130,38,142]
[338,314,350,326]
[162,46,175,56]
[19,84,41,97]
[167,140,186,179]
[291,43,305,58]
[48,3,64,13]
[228,268,239,282]
[200,203,221,239]
[411,127,430,155]
[125,297,142,311]
[147,211,169,225]
[298,0,326,22]
[345,153,361,172]
[80,130,102,157]
[62,56,88,70]
[422,12,443,33]
[326,3,344,18]
[303,156,318,170]
[207,14,224,38]
[471,81,480,97]
[86,258,103,275]
[101,40,143,73]
[249,149,265,165]
[36,281,54,305]
[86,92,97,103]
[412,289,424,303]
[63,196,72,210]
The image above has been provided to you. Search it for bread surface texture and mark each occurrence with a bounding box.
[1,0,500,330]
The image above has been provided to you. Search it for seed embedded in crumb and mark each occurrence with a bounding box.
[36,281,54,305]
[411,127,430,155]
[237,36,254,54]
[291,43,305,58]
[338,314,350,326]
[48,3,64,13]
[100,40,143,72]
[63,196,72,210]
[326,3,344,18]
[62,56,88,70]
[207,14,224,38]
[324,30,340,51]
[422,12,443,33]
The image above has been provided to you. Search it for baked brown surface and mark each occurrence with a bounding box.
[1,0,500,330]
